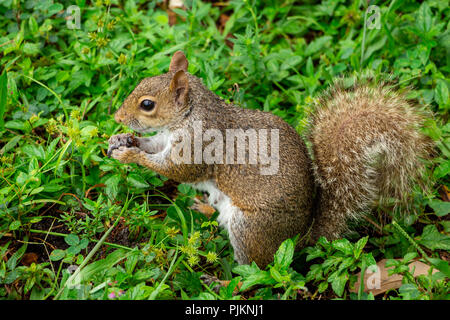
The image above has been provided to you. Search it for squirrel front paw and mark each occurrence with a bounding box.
[107,133,140,157]
[109,146,145,164]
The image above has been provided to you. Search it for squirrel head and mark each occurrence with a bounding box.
[114,51,190,133]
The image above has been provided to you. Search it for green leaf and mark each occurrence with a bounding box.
[50,249,66,261]
[399,283,421,299]
[4,120,25,131]
[67,245,81,255]
[127,173,150,189]
[415,2,433,34]
[305,247,325,261]
[78,238,89,250]
[226,276,241,298]
[64,234,80,246]
[9,221,21,231]
[239,270,275,291]
[361,253,376,268]
[428,199,450,217]
[332,238,353,256]
[233,262,261,278]
[28,16,38,34]
[274,238,294,269]
[305,36,332,56]
[125,249,140,274]
[6,239,27,270]
[427,257,450,278]
[105,174,121,199]
[330,271,348,297]
[435,80,449,107]
[417,225,450,251]
[178,183,193,194]
[23,43,40,56]
[0,71,6,131]
[318,281,328,293]
[353,236,368,259]
[434,161,450,179]
[47,3,64,15]
[403,252,417,263]
[68,249,128,288]
[80,125,98,138]
[441,221,450,233]
[0,134,21,154]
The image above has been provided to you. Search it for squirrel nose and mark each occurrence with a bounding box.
[114,107,125,123]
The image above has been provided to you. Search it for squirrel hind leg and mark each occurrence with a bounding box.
[228,208,299,268]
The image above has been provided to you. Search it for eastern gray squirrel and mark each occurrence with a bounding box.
[107,51,432,267]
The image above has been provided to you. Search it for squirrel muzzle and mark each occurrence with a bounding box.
[114,105,127,124]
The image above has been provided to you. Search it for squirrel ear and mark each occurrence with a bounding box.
[170,70,189,106]
[169,51,189,72]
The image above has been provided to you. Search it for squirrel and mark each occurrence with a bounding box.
[107,51,432,268]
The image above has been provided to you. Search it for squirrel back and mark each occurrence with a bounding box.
[109,52,433,267]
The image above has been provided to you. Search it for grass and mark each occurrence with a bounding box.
[0,0,449,300]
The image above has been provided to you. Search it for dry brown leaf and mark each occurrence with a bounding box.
[350,258,437,296]
[439,185,450,202]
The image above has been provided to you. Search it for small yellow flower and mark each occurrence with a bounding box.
[45,118,58,135]
[88,32,97,41]
[67,127,80,139]
[1,156,10,164]
[188,231,201,246]
[29,114,39,124]
[205,251,218,263]
[81,47,90,54]
[153,247,166,265]
[96,37,109,48]
[180,245,197,257]
[70,109,81,120]
[107,21,115,31]
[89,127,99,138]
[187,255,199,267]
[118,53,127,65]
[305,96,314,104]
[166,226,180,239]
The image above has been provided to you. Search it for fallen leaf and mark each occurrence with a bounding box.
[439,185,450,202]
[350,259,438,296]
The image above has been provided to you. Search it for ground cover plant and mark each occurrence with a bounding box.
[0,0,449,300]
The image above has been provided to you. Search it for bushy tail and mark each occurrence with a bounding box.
[308,78,434,240]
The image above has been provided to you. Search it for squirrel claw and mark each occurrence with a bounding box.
[200,274,223,294]
[107,133,139,158]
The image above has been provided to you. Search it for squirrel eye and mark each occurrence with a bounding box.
[140,99,155,111]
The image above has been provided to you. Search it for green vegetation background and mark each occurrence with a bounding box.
[0,0,449,300]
